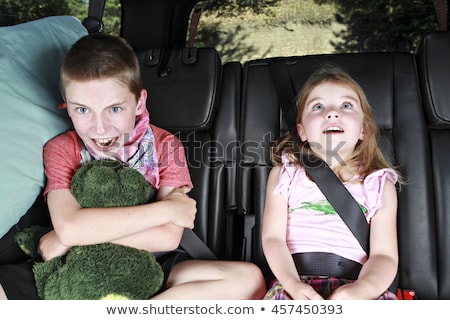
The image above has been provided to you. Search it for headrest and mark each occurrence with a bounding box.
[136,47,222,132]
[416,31,450,128]
[0,16,87,237]
[262,52,418,131]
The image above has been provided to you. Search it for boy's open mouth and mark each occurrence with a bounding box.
[93,137,117,148]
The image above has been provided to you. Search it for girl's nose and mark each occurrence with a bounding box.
[326,107,340,119]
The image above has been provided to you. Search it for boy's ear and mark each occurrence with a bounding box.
[136,89,148,115]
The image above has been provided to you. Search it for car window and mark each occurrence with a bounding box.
[0,0,440,64]
[193,0,439,64]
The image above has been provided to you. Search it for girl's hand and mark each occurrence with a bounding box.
[38,229,70,261]
[327,281,368,300]
[287,281,325,300]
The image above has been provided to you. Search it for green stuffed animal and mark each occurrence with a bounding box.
[15,159,164,300]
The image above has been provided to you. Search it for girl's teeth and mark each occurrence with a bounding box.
[324,127,343,133]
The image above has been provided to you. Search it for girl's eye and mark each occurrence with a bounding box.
[76,107,88,114]
[342,102,353,109]
[312,103,323,111]
[111,106,122,113]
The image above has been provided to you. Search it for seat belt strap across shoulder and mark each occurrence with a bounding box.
[300,154,370,253]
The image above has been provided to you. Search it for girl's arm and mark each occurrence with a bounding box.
[329,179,399,300]
[262,165,323,300]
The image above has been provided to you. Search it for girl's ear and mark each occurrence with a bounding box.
[135,89,147,115]
[359,128,365,141]
[297,123,307,142]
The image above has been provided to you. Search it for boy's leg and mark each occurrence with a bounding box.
[0,263,40,299]
[151,260,266,300]
[0,284,6,300]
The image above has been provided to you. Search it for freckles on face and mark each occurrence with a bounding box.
[64,78,144,153]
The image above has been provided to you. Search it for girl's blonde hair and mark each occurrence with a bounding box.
[60,33,143,102]
[272,64,403,184]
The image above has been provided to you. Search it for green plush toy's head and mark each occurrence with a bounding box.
[17,159,163,300]
[71,159,155,208]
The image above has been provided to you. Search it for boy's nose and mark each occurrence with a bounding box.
[95,116,110,134]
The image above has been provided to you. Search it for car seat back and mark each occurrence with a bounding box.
[135,47,243,259]
[416,30,450,299]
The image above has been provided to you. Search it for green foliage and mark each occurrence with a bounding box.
[66,0,88,19]
[317,0,439,53]
[0,0,69,25]
[67,0,121,35]
[1,0,120,35]
[203,0,280,15]
[102,0,121,35]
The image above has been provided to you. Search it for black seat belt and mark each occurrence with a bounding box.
[82,0,106,33]
[267,59,370,254]
[300,153,370,253]
[180,229,217,260]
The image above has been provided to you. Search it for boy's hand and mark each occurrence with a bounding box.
[166,187,197,229]
[38,229,70,261]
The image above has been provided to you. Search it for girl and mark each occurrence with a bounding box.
[262,64,402,300]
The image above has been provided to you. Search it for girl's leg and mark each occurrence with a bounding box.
[151,260,266,300]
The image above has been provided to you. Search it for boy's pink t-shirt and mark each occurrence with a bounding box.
[43,124,193,197]
[274,155,398,265]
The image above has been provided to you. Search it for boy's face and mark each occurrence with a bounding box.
[65,78,147,159]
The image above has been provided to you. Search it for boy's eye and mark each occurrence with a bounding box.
[111,106,122,113]
[76,107,88,114]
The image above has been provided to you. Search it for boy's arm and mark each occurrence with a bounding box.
[110,186,194,252]
[46,186,196,248]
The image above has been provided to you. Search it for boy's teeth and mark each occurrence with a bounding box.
[95,138,114,147]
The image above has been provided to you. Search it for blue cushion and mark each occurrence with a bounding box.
[0,16,87,237]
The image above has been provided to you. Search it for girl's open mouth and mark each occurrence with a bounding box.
[323,126,344,134]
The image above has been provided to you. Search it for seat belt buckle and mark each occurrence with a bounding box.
[396,288,416,300]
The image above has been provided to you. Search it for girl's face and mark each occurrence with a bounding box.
[65,78,147,158]
[297,81,365,166]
